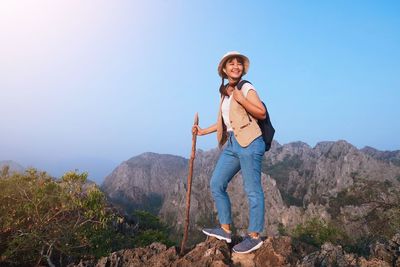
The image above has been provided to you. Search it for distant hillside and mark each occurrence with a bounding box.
[102,152,187,215]
[0,160,25,173]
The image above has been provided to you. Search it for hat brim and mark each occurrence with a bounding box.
[218,54,250,78]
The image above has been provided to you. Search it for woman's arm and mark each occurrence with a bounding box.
[233,89,266,120]
[192,123,217,136]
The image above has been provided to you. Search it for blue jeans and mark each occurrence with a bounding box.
[210,132,265,233]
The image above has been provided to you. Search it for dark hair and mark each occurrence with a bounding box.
[219,77,227,96]
[218,56,244,97]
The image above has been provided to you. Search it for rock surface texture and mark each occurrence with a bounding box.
[71,234,400,267]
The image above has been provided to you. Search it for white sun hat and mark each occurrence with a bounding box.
[218,51,250,78]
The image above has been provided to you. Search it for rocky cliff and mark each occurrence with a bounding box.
[102,152,187,214]
[101,140,400,244]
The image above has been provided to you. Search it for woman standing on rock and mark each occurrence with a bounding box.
[192,51,266,253]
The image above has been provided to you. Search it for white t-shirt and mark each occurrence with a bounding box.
[221,82,256,132]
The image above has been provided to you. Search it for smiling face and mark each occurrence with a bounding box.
[223,57,244,80]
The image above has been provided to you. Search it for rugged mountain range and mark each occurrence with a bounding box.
[101,140,400,244]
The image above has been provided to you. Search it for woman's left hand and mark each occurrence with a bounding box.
[232,88,245,104]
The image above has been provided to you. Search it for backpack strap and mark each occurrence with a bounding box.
[236,80,252,90]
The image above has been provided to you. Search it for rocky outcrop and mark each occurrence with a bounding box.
[71,239,230,267]
[71,234,400,267]
[232,236,311,267]
[297,241,399,267]
[265,140,400,207]
[361,146,400,167]
[71,243,178,267]
[369,233,400,266]
[176,238,231,266]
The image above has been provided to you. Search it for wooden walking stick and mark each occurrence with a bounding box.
[180,113,199,255]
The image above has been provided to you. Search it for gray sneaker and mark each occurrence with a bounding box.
[232,235,263,253]
[202,227,232,243]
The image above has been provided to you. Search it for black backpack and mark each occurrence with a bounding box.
[236,80,275,152]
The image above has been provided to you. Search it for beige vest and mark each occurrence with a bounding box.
[216,96,262,148]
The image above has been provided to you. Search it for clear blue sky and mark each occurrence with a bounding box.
[1,1,399,183]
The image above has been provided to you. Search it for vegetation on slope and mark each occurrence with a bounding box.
[0,167,174,266]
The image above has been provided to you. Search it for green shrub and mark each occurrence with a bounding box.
[132,210,175,248]
[133,210,166,231]
[278,223,288,236]
[292,218,347,247]
[133,229,175,247]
